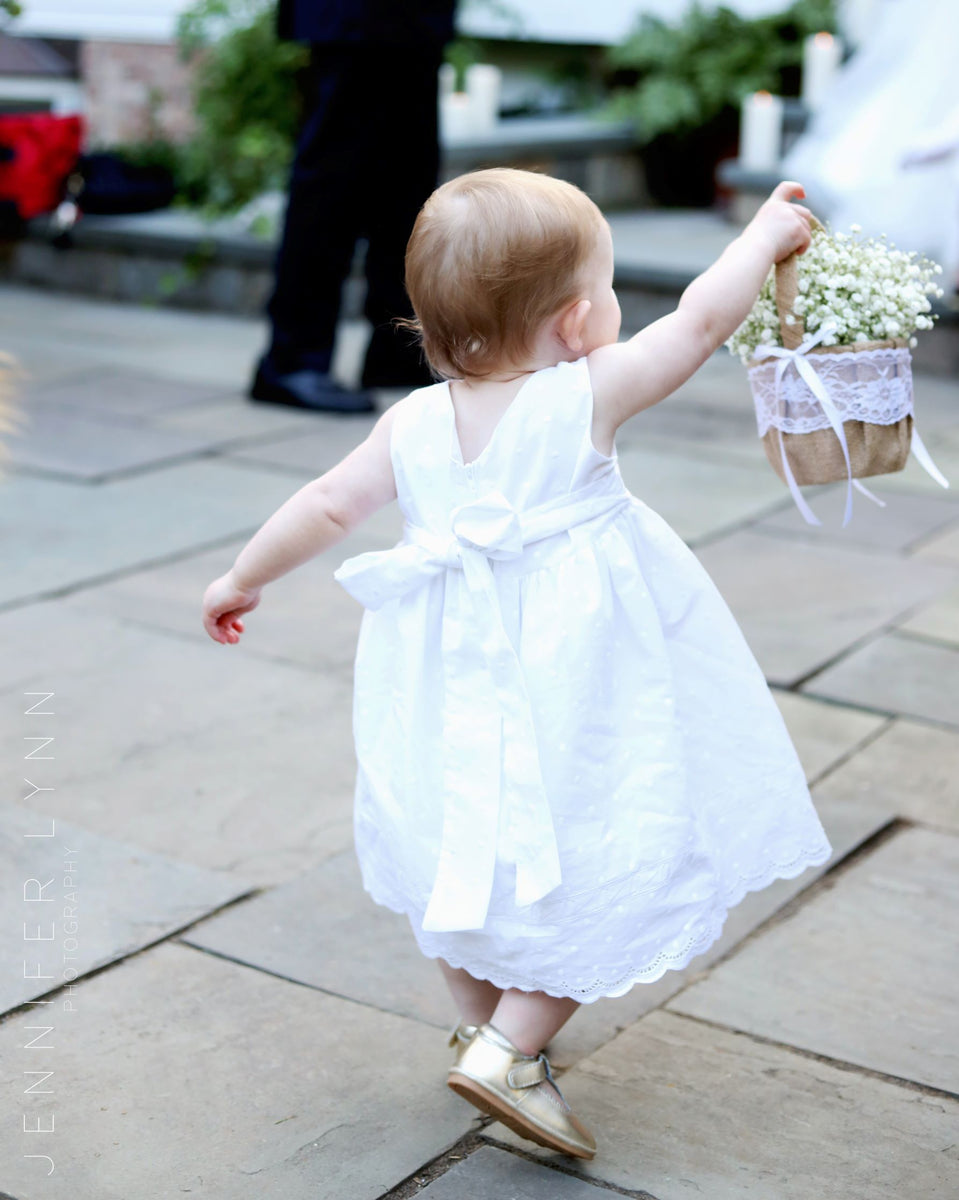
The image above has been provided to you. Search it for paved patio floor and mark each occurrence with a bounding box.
[1,284,957,1199]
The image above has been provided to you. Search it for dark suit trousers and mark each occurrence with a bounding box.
[265,43,442,374]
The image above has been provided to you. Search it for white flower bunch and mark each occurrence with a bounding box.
[726,223,945,365]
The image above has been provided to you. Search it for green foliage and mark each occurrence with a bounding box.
[0,1,23,17]
[606,0,837,144]
[175,0,308,214]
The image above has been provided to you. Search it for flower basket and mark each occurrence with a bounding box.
[750,247,916,486]
[729,219,948,524]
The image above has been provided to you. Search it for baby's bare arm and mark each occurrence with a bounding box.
[590,183,813,439]
[201,405,398,643]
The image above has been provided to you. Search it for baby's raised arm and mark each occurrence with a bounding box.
[201,404,398,644]
[589,182,813,438]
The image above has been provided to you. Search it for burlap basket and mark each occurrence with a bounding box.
[750,244,914,487]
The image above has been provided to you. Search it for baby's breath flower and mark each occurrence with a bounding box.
[725,223,943,364]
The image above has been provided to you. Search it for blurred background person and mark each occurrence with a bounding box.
[250,0,457,413]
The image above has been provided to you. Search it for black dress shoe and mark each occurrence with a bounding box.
[249,364,376,414]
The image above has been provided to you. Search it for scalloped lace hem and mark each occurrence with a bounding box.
[365,836,833,1002]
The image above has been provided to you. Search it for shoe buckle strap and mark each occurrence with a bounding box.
[508,1052,558,1090]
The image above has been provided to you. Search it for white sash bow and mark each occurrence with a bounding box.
[335,478,632,932]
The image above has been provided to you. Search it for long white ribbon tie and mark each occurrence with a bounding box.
[754,322,855,527]
[334,481,631,933]
[753,323,949,526]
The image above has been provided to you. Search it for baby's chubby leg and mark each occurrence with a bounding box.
[490,990,579,1056]
[490,989,579,1106]
[437,958,503,1025]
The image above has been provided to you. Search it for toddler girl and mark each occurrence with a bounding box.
[202,168,833,1161]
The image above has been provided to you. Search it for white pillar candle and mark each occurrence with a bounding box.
[802,32,843,110]
[740,91,783,170]
[439,92,475,143]
[465,64,502,135]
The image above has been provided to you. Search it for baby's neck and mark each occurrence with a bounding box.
[458,349,578,390]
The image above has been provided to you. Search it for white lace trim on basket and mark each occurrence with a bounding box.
[748,345,914,437]
[747,327,948,527]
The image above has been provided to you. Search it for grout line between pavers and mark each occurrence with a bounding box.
[906,513,959,557]
[662,1008,959,1104]
[655,818,907,1007]
[172,937,451,1032]
[473,1137,661,1199]
[738,515,955,561]
[378,1128,661,1200]
[0,529,258,614]
[888,625,959,654]
[0,883,259,1028]
[798,710,896,790]
[374,1132,492,1200]
[74,607,355,679]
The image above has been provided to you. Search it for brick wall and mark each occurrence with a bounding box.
[79,39,195,146]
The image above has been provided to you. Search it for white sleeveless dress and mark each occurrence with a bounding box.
[334,357,832,1002]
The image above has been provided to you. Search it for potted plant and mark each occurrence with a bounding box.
[604,0,836,206]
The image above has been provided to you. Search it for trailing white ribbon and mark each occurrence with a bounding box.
[335,478,632,933]
[753,323,949,525]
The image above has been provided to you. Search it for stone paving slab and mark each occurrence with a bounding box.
[224,410,382,477]
[668,826,959,1094]
[632,413,763,469]
[0,283,267,389]
[896,582,959,648]
[915,522,959,565]
[3,401,233,480]
[0,940,471,1200]
[814,717,959,832]
[803,631,959,727]
[615,444,788,544]
[658,349,757,414]
[1,601,357,887]
[21,368,234,417]
[182,848,456,1029]
[754,485,959,553]
[151,390,331,440]
[0,803,251,1015]
[694,529,957,686]
[0,459,308,607]
[483,1010,959,1199]
[417,1145,612,1198]
[59,510,402,675]
[772,690,887,783]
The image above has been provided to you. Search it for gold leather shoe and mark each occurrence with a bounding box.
[447,1023,596,1160]
[448,1022,478,1062]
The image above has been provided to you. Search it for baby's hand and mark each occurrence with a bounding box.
[748,181,814,263]
[202,571,262,645]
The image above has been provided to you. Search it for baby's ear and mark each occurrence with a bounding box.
[556,299,591,354]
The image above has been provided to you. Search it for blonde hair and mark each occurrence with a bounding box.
[403,168,606,379]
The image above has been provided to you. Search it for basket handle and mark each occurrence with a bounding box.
[775,214,825,351]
